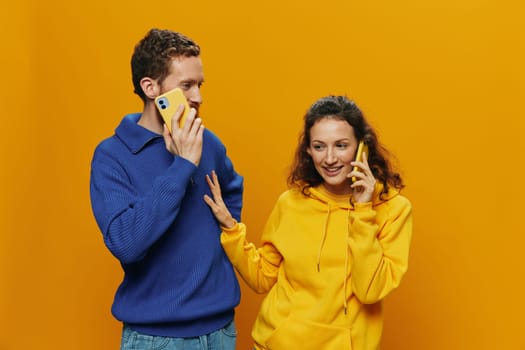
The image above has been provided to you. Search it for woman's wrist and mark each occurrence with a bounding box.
[222,218,238,230]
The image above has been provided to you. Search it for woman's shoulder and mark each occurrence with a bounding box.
[277,187,305,202]
[376,190,412,215]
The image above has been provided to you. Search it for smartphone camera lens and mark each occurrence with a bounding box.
[158,98,168,109]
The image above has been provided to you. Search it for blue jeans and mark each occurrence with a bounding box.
[120,321,237,350]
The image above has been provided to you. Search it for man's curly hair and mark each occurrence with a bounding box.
[131,29,200,102]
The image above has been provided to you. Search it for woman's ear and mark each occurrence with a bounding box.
[140,77,159,100]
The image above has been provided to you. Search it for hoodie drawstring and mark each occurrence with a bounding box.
[343,208,352,314]
[316,204,331,272]
[316,204,349,315]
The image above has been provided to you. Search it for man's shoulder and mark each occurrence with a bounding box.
[94,113,152,156]
[203,128,222,142]
[92,115,133,161]
[91,134,128,170]
[93,132,123,155]
[203,128,227,151]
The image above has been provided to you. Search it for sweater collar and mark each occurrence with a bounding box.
[115,113,163,154]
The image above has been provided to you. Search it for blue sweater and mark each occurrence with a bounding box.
[89,113,243,337]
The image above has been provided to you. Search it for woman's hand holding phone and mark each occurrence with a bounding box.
[349,141,376,203]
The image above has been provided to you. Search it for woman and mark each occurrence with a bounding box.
[204,95,413,350]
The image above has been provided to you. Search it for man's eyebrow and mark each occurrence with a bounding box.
[181,78,205,84]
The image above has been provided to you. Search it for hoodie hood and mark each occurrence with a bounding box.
[306,182,399,208]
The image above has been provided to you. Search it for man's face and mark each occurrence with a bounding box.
[160,56,204,117]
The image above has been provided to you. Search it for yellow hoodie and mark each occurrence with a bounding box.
[220,184,412,350]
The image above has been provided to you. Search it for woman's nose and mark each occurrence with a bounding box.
[325,148,336,163]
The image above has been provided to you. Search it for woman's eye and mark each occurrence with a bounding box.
[336,143,348,149]
[312,144,324,151]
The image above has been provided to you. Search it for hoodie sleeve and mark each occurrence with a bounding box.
[220,200,283,294]
[348,195,413,304]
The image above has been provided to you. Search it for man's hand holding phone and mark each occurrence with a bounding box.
[155,88,191,131]
[159,93,204,166]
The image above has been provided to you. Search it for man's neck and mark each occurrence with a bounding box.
[137,102,164,134]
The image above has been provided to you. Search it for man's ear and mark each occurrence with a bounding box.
[140,77,159,100]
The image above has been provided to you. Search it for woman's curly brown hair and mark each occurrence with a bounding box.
[288,95,404,198]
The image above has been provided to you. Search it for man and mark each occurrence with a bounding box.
[90,28,243,349]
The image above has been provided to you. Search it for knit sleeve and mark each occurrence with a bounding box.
[348,195,413,304]
[217,151,243,222]
[205,130,244,222]
[90,149,196,264]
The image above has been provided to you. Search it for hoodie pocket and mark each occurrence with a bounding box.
[265,314,351,350]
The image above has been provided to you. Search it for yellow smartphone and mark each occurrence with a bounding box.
[154,88,190,132]
[352,141,368,183]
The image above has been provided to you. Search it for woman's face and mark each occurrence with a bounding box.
[307,117,358,195]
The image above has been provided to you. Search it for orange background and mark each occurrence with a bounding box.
[1,0,524,349]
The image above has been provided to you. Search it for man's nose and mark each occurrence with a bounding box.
[187,87,202,106]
